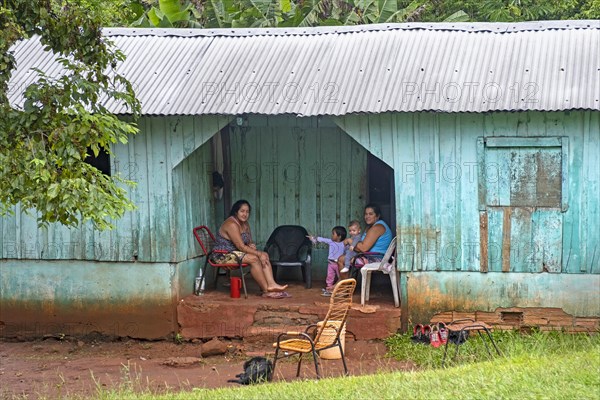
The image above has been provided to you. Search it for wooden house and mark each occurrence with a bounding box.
[2,20,598,338]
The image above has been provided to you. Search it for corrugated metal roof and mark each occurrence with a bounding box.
[8,20,600,115]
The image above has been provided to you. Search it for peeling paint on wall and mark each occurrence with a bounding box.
[406,271,600,326]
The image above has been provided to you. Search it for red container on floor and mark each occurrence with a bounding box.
[230,277,242,298]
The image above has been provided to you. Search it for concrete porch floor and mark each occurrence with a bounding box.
[177,277,401,347]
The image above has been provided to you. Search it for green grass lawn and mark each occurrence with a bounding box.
[85,330,600,399]
[386,328,600,369]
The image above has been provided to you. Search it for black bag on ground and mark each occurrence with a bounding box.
[227,356,273,385]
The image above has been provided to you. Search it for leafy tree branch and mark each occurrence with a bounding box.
[1,0,141,230]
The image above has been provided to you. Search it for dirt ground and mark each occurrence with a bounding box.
[0,335,415,399]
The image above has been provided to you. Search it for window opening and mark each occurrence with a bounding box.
[86,147,111,176]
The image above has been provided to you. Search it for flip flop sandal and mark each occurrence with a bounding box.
[263,291,292,299]
[262,292,283,299]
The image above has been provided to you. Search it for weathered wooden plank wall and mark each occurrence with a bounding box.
[2,111,597,273]
[0,115,228,263]
[337,110,599,273]
[228,115,368,247]
[169,114,231,262]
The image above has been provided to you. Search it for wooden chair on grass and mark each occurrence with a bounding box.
[192,225,250,298]
[272,278,357,379]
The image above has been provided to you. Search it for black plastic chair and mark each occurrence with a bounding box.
[264,225,312,288]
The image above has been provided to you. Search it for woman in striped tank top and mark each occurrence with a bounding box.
[212,199,288,298]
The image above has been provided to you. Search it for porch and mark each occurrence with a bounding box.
[177,277,402,347]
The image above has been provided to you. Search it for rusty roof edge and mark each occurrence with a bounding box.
[102,20,600,38]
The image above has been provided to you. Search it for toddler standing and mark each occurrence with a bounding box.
[308,226,347,296]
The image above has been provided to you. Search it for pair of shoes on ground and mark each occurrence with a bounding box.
[411,322,449,348]
[429,323,449,348]
[321,287,333,297]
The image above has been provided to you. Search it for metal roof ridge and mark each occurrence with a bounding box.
[102,20,600,38]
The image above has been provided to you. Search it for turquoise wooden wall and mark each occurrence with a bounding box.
[0,115,230,263]
[337,110,599,273]
[2,111,597,274]
[0,114,366,268]
[0,115,230,339]
[228,115,368,247]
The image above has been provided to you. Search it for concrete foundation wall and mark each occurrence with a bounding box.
[0,258,198,339]
[404,271,600,329]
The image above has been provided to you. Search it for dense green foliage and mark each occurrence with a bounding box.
[132,0,468,27]
[78,0,139,26]
[404,0,600,22]
[132,0,600,28]
[0,1,140,230]
[130,0,202,27]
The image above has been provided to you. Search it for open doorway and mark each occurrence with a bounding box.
[367,153,396,233]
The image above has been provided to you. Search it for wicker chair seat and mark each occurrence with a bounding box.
[275,339,333,353]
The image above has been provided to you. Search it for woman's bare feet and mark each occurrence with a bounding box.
[266,284,288,292]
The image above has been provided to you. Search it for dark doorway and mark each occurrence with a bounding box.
[367,153,396,234]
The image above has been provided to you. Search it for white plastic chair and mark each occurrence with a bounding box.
[360,237,400,307]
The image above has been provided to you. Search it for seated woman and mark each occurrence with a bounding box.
[212,199,289,298]
[338,203,393,277]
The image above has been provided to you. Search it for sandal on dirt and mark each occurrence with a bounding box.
[262,291,291,299]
